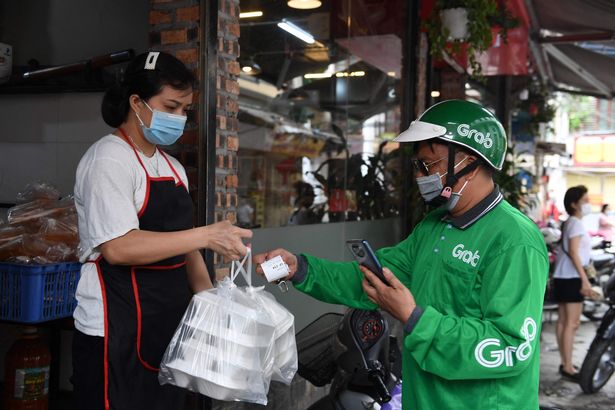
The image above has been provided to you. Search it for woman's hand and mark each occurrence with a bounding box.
[581,278,593,298]
[200,221,252,260]
[253,248,298,280]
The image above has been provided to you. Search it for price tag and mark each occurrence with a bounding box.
[260,255,290,283]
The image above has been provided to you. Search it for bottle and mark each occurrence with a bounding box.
[3,327,51,410]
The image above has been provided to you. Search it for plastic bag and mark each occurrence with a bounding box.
[16,182,60,203]
[0,225,26,246]
[0,233,78,263]
[7,197,75,227]
[159,252,276,404]
[159,250,297,405]
[39,215,79,247]
[245,288,297,384]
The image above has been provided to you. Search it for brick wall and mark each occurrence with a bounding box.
[214,0,240,275]
[149,0,201,201]
[149,0,241,278]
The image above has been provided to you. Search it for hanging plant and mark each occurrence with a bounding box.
[425,0,518,80]
[516,84,556,137]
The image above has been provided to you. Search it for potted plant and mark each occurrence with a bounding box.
[425,0,517,79]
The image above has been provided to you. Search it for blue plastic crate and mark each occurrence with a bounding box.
[0,262,81,323]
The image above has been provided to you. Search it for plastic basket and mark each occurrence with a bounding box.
[0,262,81,323]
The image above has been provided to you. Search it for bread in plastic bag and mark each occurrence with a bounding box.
[1,188,79,263]
[16,181,60,203]
[159,250,297,405]
[7,197,75,228]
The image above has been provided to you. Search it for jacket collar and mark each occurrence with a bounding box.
[442,185,503,230]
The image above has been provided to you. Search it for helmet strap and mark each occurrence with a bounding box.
[437,144,481,202]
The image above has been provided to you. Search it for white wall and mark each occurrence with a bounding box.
[0,93,111,202]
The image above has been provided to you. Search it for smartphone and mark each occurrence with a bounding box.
[346,239,389,286]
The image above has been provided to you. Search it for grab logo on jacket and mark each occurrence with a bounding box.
[452,244,480,267]
[474,318,537,368]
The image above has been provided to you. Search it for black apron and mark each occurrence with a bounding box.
[94,129,193,409]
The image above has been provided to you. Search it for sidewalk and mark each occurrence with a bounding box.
[539,314,615,409]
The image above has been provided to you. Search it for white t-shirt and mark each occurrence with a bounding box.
[553,216,592,279]
[73,134,189,336]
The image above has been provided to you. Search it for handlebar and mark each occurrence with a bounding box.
[367,360,391,403]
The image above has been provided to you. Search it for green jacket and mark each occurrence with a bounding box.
[295,200,549,409]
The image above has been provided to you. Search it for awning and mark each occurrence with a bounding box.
[527,0,615,98]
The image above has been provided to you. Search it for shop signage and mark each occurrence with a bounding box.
[574,135,615,166]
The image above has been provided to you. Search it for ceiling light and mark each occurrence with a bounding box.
[304,72,332,79]
[240,11,263,18]
[431,90,441,98]
[287,0,322,9]
[241,58,261,75]
[387,71,396,77]
[335,71,365,77]
[277,19,315,44]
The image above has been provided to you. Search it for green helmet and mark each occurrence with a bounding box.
[394,99,507,170]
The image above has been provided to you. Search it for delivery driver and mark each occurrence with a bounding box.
[72,52,252,409]
[255,100,548,409]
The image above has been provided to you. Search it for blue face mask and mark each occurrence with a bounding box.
[415,156,470,211]
[135,100,187,146]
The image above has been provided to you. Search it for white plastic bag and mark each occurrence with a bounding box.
[159,250,297,405]
[246,288,297,384]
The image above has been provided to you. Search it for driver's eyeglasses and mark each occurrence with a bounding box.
[411,156,447,175]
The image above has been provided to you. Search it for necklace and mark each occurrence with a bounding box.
[127,134,160,176]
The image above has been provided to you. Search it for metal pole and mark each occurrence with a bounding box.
[495,76,512,140]
[199,0,218,275]
[400,0,420,237]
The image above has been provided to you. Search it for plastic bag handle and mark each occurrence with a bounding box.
[230,248,252,287]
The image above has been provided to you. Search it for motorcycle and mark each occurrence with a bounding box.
[579,273,615,393]
[296,309,402,410]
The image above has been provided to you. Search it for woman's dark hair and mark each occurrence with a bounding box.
[101,51,196,127]
[602,204,610,213]
[563,185,588,215]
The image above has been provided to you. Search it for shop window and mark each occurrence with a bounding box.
[237,0,406,228]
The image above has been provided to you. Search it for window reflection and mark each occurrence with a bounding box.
[238,0,405,228]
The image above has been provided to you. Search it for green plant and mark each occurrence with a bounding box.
[516,85,557,136]
[561,94,594,133]
[425,0,518,79]
[493,146,534,211]
[310,141,401,221]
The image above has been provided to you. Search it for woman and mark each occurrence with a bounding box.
[553,185,593,381]
[598,203,614,242]
[72,51,252,409]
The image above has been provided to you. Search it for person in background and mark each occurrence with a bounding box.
[256,100,548,409]
[598,203,614,242]
[552,185,594,381]
[543,189,560,225]
[72,51,252,410]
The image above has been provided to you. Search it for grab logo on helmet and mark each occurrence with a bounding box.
[457,124,494,149]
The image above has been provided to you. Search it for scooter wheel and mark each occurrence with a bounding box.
[579,337,615,393]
